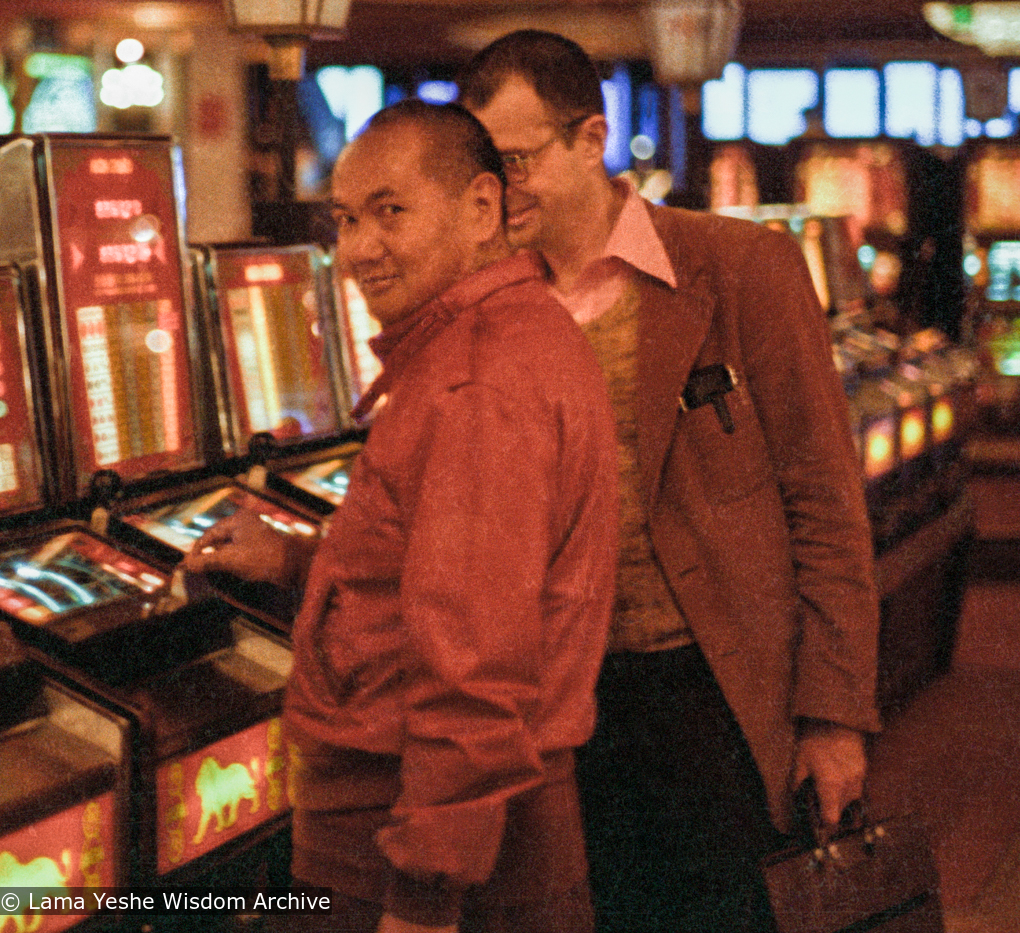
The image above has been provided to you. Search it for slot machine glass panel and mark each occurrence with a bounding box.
[210,246,343,455]
[0,674,129,929]
[47,142,201,496]
[0,267,47,515]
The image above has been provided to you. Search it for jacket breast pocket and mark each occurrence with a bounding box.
[671,381,774,506]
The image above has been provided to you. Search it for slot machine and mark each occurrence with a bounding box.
[190,242,365,516]
[0,134,324,634]
[962,142,1020,431]
[0,263,132,932]
[0,624,131,933]
[0,134,295,891]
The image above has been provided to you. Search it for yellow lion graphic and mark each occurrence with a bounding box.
[192,756,260,845]
[0,849,71,933]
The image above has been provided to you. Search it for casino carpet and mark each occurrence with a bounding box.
[867,460,1020,933]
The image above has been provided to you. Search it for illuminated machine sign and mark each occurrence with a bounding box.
[122,485,318,554]
[0,269,46,514]
[47,142,199,493]
[925,2,1020,56]
[968,150,1020,236]
[0,530,168,627]
[210,246,342,451]
[155,717,287,874]
[0,792,117,932]
[863,414,897,479]
[899,406,928,460]
[931,394,956,443]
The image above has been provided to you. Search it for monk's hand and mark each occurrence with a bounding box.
[181,509,305,588]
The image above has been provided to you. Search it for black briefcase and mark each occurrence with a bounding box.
[760,797,944,933]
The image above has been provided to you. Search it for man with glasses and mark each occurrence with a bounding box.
[459,31,881,933]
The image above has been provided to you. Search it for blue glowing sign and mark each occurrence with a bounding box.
[747,69,818,145]
[602,66,632,175]
[824,70,880,138]
[703,63,745,141]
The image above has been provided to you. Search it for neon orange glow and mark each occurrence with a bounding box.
[899,407,927,459]
[864,419,896,478]
[931,398,954,442]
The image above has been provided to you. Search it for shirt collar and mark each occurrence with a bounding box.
[353,252,545,421]
[603,176,677,289]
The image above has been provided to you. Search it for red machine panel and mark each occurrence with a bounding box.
[0,268,47,515]
[156,717,288,875]
[0,793,117,933]
[46,142,200,493]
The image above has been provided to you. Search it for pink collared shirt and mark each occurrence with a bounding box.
[552,177,678,325]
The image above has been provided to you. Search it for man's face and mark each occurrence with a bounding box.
[331,126,475,328]
[468,76,588,252]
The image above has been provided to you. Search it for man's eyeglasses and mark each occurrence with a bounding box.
[499,116,588,181]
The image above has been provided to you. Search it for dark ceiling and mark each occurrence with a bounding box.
[0,0,986,67]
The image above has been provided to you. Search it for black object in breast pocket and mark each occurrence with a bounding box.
[680,364,737,434]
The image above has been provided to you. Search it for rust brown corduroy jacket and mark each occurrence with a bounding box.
[636,202,882,831]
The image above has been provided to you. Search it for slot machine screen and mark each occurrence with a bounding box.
[280,455,353,507]
[0,269,46,514]
[796,142,908,247]
[212,247,341,448]
[48,142,200,493]
[985,241,1020,302]
[122,486,318,554]
[966,145,1020,235]
[0,530,168,625]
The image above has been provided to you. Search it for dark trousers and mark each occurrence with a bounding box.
[575,644,787,933]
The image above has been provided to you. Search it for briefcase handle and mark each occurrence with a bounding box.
[793,777,868,852]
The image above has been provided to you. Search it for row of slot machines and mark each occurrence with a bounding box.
[720,205,979,712]
[720,205,979,552]
[0,133,373,930]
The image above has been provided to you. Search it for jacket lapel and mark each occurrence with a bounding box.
[636,204,716,502]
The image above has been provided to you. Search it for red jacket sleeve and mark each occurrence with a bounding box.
[377,382,558,923]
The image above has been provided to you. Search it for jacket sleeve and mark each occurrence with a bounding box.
[376,381,555,925]
[736,227,882,735]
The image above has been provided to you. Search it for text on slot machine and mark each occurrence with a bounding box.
[99,243,154,264]
[90,157,134,174]
[244,263,285,284]
[95,199,143,220]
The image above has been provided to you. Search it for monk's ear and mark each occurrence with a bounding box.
[464,171,504,243]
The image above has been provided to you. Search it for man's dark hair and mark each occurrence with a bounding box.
[457,29,605,126]
[362,99,507,202]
